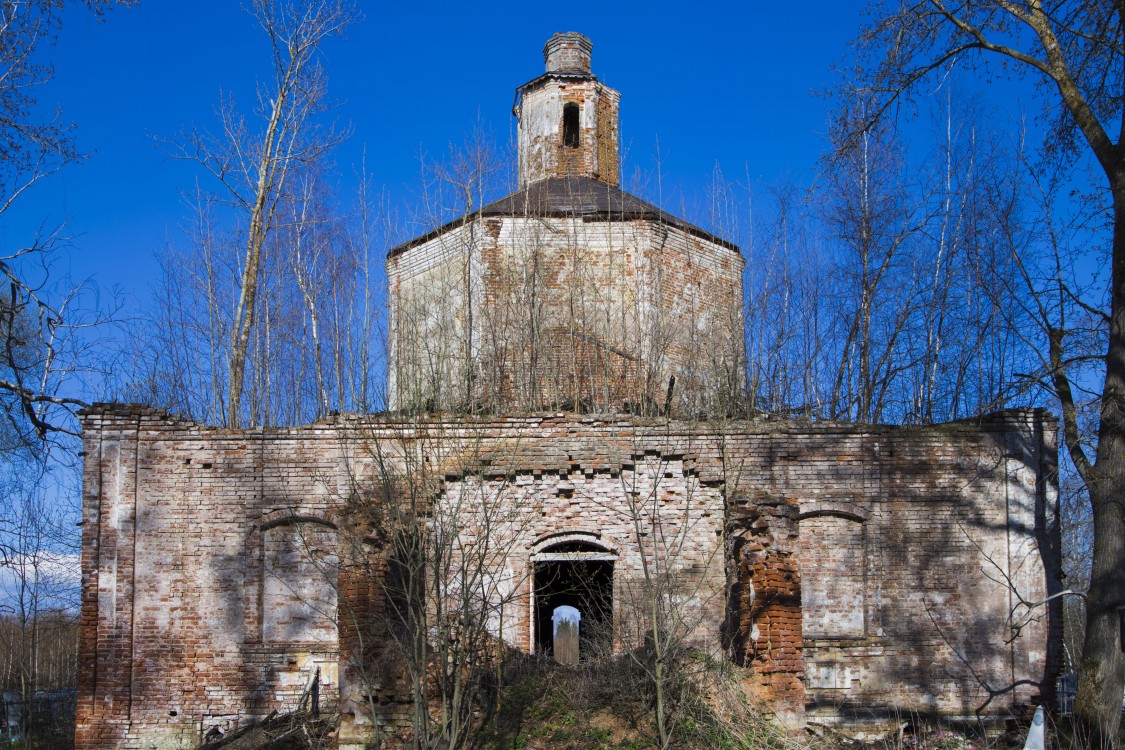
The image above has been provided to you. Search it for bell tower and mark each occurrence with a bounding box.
[515,32,620,188]
[389,31,744,416]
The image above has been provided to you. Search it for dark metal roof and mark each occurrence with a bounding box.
[387,176,740,258]
[516,70,597,95]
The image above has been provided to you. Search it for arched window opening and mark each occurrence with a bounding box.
[533,540,613,662]
[563,103,580,148]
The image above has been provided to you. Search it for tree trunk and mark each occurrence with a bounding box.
[1074,187,1125,750]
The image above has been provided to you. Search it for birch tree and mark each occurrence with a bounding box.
[167,0,356,428]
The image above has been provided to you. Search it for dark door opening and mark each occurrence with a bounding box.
[533,548,612,662]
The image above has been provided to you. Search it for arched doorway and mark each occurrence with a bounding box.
[532,539,614,662]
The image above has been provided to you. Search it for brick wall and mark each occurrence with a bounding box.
[76,407,1059,749]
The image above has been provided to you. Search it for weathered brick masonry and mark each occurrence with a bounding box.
[75,32,1061,750]
[76,406,1059,749]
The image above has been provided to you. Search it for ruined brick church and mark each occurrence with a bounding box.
[75,33,1061,750]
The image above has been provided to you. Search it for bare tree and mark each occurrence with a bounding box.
[0,465,80,747]
[821,112,932,423]
[0,0,127,444]
[596,438,726,750]
[820,87,1035,425]
[386,128,512,414]
[843,2,1124,744]
[699,88,1022,426]
[705,172,839,419]
[0,6,125,743]
[333,419,536,750]
[339,160,388,415]
[163,0,357,428]
[141,171,384,428]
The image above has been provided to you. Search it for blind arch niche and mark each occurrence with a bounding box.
[798,503,867,639]
[260,516,339,644]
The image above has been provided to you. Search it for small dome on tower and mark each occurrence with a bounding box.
[543,32,593,74]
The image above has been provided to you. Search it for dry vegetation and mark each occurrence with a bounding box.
[178,654,1123,750]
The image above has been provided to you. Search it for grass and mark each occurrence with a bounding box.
[472,650,798,750]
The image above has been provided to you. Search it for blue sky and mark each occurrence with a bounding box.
[8,1,873,305]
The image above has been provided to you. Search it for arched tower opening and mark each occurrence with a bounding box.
[532,539,614,662]
[562,103,580,148]
[514,32,620,187]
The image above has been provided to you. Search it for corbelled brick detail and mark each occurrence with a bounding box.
[76,406,1060,749]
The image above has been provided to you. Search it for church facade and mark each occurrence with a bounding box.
[74,34,1061,750]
